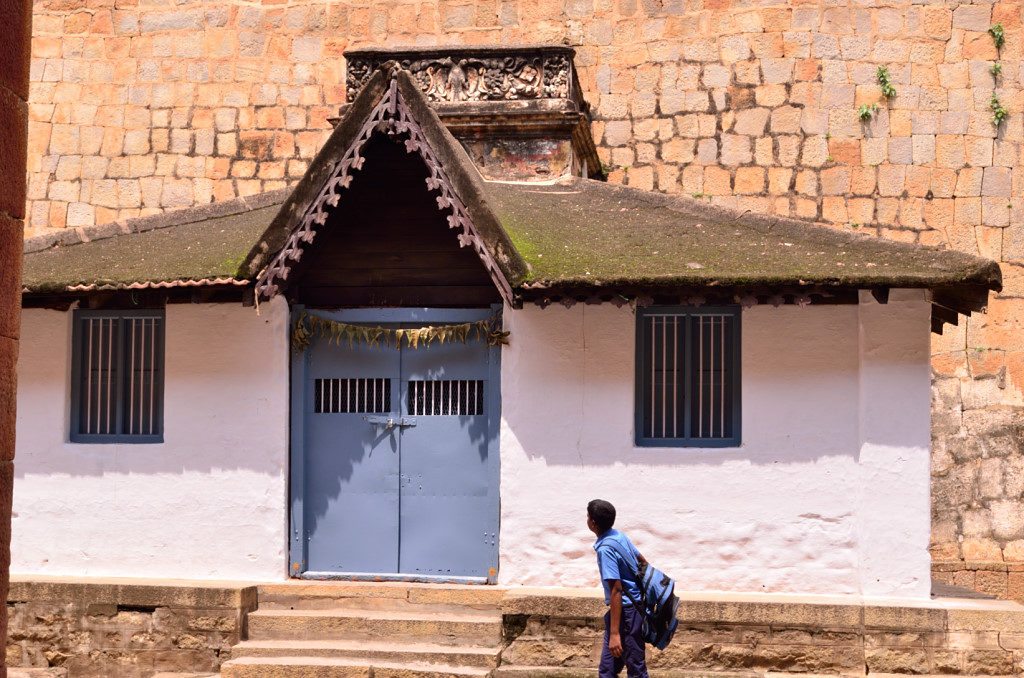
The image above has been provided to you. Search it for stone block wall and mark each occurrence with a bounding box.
[5,579,256,677]
[23,0,1024,594]
[498,592,1024,676]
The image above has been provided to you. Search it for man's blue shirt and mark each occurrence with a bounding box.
[593,528,642,606]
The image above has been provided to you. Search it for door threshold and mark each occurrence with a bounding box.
[299,571,492,585]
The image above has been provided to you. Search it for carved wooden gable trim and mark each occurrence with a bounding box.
[254,76,515,304]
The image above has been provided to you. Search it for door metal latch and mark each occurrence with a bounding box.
[364,415,417,429]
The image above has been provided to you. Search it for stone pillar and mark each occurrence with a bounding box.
[857,289,932,598]
[0,0,32,674]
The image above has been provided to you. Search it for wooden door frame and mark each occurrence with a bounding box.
[288,305,503,584]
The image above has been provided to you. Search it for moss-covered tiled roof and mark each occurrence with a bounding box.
[22,193,285,294]
[22,176,1000,302]
[486,178,1002,292]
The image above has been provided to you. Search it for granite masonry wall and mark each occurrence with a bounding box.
[497,592,1024,676]
[5,579,255,677]
[23,0,1024,595]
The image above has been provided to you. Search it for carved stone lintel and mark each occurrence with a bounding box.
[344,46,575,105]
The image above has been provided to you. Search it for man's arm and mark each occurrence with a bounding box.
[608,579,624,658]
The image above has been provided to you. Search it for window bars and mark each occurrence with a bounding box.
[636,307,741,448]
[71,310,165,443]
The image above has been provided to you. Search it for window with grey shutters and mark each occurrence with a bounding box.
[636,306,741,448]
[70,309,165,443]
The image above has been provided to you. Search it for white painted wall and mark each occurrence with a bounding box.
[13,291,931,595]
[13,298,290,581]
[498,294,932,598]
[856,289,932,598]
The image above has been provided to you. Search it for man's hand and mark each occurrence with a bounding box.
[608,579,624,658]
[608,632,623,657]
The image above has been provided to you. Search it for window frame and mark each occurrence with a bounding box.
[634,305,742,449]
[69,308,166,444]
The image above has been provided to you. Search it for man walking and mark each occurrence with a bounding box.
[587,499,650,678]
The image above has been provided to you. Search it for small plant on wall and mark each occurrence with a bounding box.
[989,24,1009,129]
[858,103,879,121]
[989,23,1005,50]
[876,67,897,100]
[991,94,1009,127]
[858,67,895,126]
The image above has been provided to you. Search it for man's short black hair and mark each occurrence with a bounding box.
[588,499,616,533]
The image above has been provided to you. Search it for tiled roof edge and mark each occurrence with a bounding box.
[23,188,292,255]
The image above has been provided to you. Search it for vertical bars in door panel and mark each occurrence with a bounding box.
[408,380,484,416]
[312,378,389,414]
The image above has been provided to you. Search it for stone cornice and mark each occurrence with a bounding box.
[344,45,577,105]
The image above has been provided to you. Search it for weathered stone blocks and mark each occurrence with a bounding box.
[6,579,256,677]
[501,592,1024,675]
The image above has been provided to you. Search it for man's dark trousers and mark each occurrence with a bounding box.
[599,604,649,677]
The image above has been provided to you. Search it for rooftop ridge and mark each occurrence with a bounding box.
[23,188,291,256]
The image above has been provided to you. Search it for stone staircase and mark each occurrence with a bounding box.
[219,582,506,677]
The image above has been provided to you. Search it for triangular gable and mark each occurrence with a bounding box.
[245,65,527,305]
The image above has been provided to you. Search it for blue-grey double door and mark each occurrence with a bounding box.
[297,310,499,579]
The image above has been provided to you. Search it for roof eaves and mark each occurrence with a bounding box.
[23,188,290,257]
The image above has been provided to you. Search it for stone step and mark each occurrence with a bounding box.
[256,582,505,614]
[220,656,491,678]
[500,672,766,678]
[230,639,501,668]
[7,670,69,678]
[246,608,503,646]
[494,671,1023,678]
[257,593,501,616]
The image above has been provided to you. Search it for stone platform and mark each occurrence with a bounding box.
[7,578,1024,676]
[6,576,257,677]
[500,587,1024,675]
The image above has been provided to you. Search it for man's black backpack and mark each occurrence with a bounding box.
[607,541,680,650]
